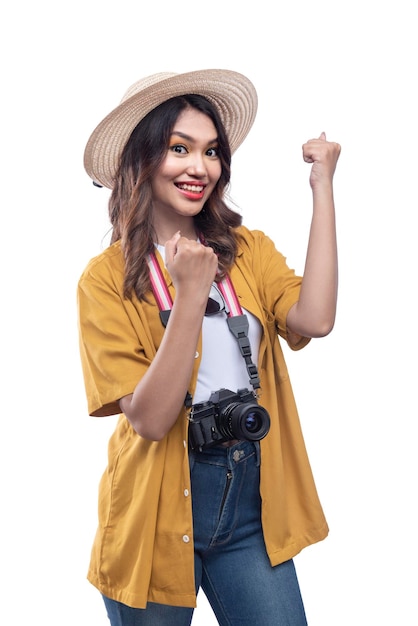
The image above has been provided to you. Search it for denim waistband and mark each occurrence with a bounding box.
[189,439,261,467]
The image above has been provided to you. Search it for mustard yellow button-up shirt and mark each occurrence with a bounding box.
[77,225,329,609]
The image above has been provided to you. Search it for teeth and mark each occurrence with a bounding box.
[178,183,204,192]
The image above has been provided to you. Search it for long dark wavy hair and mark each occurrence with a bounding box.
[108,94,243,301]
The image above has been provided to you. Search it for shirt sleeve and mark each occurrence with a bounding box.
[77,256,154,417]
[238,228,311,352]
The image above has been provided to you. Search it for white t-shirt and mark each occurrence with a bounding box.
[155,244,261,404]
[194,306,261,404]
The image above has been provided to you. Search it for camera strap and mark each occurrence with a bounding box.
[146,251,261,391]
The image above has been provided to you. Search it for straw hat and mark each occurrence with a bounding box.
[84,69,258,189]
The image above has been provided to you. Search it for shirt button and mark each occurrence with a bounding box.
[182,535,190,543]
[184,489,189,497]
[194,351,199,358]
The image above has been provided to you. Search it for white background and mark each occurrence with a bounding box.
[1,1,417,624]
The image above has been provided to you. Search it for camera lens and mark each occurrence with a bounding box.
[219,402,270,441]
[245,410,263,433]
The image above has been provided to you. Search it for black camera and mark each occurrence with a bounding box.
[188,388,270,450]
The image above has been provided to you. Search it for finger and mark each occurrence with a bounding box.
[164,231,181,261]
[166,231,181,246]
[306,132,326,143]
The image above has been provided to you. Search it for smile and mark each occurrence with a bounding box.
[176,183,205,193]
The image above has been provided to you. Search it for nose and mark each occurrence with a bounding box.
[186,152,207,178]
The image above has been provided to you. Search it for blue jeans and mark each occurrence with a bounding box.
[103,440,307,626]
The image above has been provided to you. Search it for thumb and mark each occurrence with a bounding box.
[319,131,326,141]
[165,230,182,247]
[164,230,181,261]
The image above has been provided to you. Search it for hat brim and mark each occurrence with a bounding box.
[84,69,258,189]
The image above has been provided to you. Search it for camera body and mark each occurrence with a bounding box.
[188,387,270,450]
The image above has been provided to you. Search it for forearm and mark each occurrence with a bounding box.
[287,183,338,338]
[120,233,219,439]
[120,300,205,440]
[287,132,340,339]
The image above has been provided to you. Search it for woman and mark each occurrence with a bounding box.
[78,69,341,625]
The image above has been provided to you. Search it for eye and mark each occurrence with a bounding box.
[206,146,219,157]
[170,144,187,154]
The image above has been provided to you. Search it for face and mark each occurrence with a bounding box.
[151,107,222,223]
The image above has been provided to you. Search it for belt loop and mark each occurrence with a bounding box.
[254,441,261,467]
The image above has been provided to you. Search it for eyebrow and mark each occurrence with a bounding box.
[170,130,218,144]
